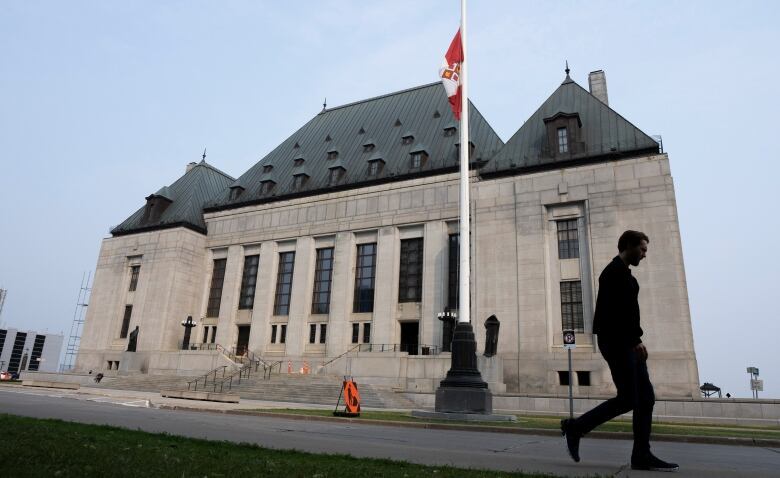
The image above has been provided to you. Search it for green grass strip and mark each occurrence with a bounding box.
[253,409,780,440]
[0,414,557,478]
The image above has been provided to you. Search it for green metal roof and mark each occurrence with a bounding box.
[483,75,660,175]
[206,82,503,211]
[111,160,235,236]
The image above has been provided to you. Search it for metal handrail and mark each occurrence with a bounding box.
[353,343,442,355]
[186,365,228,391]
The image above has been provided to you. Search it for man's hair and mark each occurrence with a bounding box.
[618,230,649,252]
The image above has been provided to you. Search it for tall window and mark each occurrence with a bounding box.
[207,258,227,317]
[239,255,260,309]
[399,238,423,302]
[557,127,568,153]
[351,323,360,344]
[557,219,579,259]
[362,323,371,344]
[309,324,317,344]
[274,252,295,315]
[319,324,327,344]
[353,243,377,312]
[129,265,140,292]
[28,335,46,371]
[280,324,287,343]
[312,248,334,314]
[271,324,278,344]
[447,234,459,309]
[120,305,133,338]
[560,281,584,332]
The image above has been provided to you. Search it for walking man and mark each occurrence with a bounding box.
[561,230,678,472]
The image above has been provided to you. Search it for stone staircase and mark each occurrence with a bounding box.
[229,373,417,409]
[91,373,196,393]
[90,371,416,409]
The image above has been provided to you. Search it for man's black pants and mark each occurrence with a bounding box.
[574,340,655,456]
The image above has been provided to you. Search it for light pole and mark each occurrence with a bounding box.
[437,310,457,352]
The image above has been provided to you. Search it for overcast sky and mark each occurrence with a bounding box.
[1,1,778,398]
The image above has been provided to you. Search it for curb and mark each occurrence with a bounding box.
[153,405,780,448]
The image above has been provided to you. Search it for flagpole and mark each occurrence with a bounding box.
[432,0,492,416]
[458,0,470,325]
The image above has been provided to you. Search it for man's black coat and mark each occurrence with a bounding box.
[592,256,643,348]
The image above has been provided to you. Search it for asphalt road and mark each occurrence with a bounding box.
[1,388,778,477]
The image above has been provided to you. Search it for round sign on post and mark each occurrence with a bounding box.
[563,329,576,350]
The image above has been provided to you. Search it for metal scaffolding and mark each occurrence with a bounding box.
[61,272,91,372]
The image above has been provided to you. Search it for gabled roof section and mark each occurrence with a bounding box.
[111,160,235,236]
[206,82,503,211]
[484,76,660,175]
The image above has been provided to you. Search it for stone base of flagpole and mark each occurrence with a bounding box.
[431,322,495,415]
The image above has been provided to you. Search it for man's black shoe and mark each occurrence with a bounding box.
[560,418,581,463]
[631,453,679,472]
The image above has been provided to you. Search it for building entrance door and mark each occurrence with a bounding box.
[400,321,419,355]
[236,326,251,356]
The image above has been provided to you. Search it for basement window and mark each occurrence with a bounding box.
[577,371,591,386]
[558,371,571,386]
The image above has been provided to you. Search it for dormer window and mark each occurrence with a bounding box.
[229,186,244,201]
[367,159,383,177]
[410,152,428,169]
[455,141,475,159]
[328,167,345,185]
[260,180,276,194]
[557,127,568,153]
[293,158,304,167]
[543,112,582,157]
[401,133,414,145]
[363,140,375,152]
[263,165,273,173]
[443,126,457,137]
[327,150,338,160]
[293,174,309,191]
[140,188,173,224]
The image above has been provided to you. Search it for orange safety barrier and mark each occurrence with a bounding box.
[333,377,361,417]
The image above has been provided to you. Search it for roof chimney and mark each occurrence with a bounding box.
[186,162,197,173]
[588,70,609,105]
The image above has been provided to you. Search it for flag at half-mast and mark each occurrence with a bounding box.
[439,29,464,120]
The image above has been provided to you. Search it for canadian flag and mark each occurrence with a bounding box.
[439,29,464,120]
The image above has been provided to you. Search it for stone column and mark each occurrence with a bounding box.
[327,232,354,357]
[285,237,314,357]
[373,226,398,345]
[421,221,447,348]
[215,245,243,348]
[248,241,277,354]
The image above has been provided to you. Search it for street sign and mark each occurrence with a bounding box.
[563,330,576,350]
[751,379,764,391]
[747,367,759,375]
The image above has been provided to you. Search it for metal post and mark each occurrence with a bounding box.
[568,348,573,419]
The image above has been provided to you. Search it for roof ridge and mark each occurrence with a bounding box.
[193,160,235,181]
[320,82,442,114]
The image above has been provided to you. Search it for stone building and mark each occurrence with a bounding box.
[0,328,63,374]
[76,71,700,398]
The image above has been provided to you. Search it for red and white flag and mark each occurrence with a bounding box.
[439,29,464,120]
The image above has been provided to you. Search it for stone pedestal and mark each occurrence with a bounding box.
[434,321,493,414]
